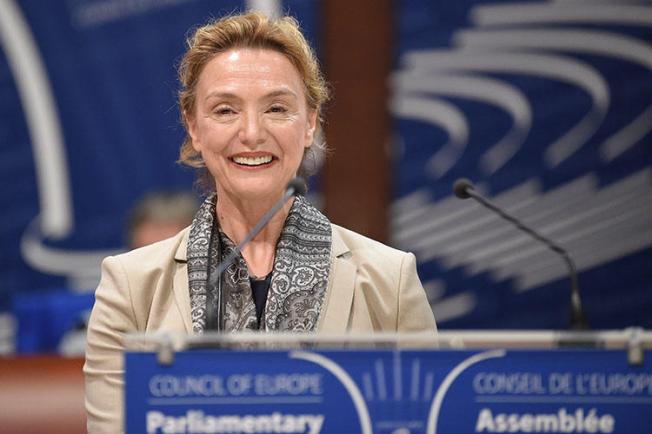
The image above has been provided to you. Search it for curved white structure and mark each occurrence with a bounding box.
[290,350,374,434]
[0,0,73,238]
[426,349,506,434]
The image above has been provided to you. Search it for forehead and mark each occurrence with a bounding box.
[196,48,305,97]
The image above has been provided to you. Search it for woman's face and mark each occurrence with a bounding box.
[188,48,316,202]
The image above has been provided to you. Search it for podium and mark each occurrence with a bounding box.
[125,330,652,434]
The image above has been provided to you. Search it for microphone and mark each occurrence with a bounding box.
[205,177,306,330]
[453,178,589,330]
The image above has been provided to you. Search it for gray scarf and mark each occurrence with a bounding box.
[186,194,332,333]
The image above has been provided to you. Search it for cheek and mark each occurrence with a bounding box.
[287,130,311,159]
[289,120,313,148]
[196,121,232,153]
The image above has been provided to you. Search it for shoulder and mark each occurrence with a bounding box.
[106,226,189,272]
[99,227,189,302]
[330,223,415,288]
[94,227,190,330]
[328,225,435,332]
[331,223,409,264]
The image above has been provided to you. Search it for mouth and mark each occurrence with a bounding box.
[230,154,275,167]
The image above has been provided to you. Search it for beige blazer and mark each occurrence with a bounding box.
[84,224,436,433]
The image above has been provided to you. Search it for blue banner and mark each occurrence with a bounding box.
[126,348,651,433]
[0,1,318,310]
[391,0,652,329]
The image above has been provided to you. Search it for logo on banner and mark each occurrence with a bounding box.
[391,0,652,325]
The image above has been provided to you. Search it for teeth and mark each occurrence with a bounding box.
[232,155,273,166]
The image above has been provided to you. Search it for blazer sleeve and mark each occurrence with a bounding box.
[397,252,437,332]
[84,255,138,434]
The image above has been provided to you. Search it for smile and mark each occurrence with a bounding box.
[231,155,274,167]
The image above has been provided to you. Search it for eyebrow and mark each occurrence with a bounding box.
[264,89,299,100]
[204,88,299,102]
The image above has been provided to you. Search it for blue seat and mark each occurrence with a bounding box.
[12,289,95,354]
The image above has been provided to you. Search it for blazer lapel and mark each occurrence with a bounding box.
[318,227,356,333]
[173,228,192,333]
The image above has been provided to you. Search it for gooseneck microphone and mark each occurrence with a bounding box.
[452,178,589,330]
[205,177,306,330]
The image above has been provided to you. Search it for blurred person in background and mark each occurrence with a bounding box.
[84,12,436,432]
[126,191,199,249]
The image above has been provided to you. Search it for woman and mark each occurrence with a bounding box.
[84,11,436,433]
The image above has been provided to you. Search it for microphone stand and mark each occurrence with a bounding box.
[453,179,589,330]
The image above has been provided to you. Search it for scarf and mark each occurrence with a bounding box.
[186,194,332,333]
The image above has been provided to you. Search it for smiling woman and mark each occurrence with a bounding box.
[187,48,316,208]
[84,11,436,433]
[177,12,328,185]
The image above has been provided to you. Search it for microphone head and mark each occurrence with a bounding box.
[287,177,307,196]
[453,178,474,199]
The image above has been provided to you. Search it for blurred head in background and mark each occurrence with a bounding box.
[127,192,199,249]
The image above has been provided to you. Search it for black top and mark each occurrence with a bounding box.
[250,273,272,327]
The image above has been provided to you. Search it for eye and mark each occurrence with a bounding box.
[267,105,288,114]
[213,105,235,116]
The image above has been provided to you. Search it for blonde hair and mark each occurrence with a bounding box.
[177,12,329,186]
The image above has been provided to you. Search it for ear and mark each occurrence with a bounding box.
[186,111,202,152]
[305,110,318,148]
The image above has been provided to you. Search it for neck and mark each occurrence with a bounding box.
[215,191,294,278]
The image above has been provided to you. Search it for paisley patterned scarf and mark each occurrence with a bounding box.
[186,194,332,333]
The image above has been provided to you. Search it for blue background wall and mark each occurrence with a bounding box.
[390,0,652,329]
[0,0,317,305]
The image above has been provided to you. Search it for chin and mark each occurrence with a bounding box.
[216,170,295,200]
[227,182,286,201]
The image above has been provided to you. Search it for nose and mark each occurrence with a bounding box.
[238,111,266,147]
